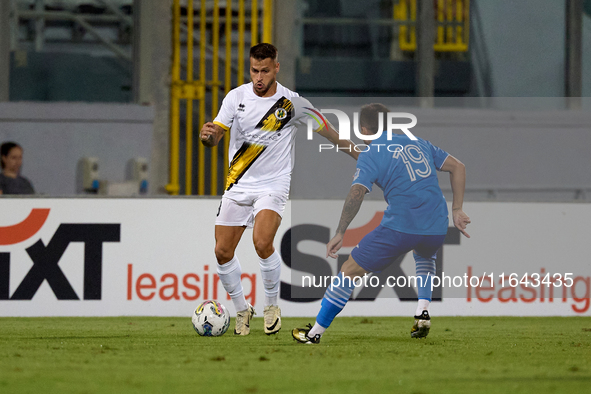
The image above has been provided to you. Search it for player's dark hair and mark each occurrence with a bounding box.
[250,43,278,61]
[359,103,390,133]
[1,141,21,169]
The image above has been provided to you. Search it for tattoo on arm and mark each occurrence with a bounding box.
[336,184,367,234]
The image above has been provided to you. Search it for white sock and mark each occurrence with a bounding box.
[259,250,281,307]
[308,322,326,338]
[216,256,248,313]
[415,299,430,317]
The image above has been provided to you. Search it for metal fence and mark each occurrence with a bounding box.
[167,0,273,196]
[395,0,469,52]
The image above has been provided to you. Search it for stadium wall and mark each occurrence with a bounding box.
[0,198,588,317]
[0,102,153,196]
[1,102,589,201]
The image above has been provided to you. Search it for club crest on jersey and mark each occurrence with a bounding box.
[255,96,293,132]
[275,108,287,120]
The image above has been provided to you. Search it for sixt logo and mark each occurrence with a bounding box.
[0,209,120,300]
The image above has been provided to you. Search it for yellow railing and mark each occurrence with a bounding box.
[394,0,470,52]
[167,0,274,196]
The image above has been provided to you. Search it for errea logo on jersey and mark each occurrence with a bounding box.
[304,108,418,142]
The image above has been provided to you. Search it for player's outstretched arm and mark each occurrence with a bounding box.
[440,155,471,238]
[200,122,226,147]
[327,184,367,258]
[317,124,359,160]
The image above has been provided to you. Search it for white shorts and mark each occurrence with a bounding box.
[215,190,288,228]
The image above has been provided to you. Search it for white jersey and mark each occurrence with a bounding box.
[213,82,322,194]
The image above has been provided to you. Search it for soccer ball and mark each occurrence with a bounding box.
[192,300,231,337]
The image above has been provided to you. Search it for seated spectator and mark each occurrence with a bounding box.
[0,142,35,195]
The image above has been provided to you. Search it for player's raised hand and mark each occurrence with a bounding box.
[327,233,344,259]
[200,122,217,147]
[453,208,471,238]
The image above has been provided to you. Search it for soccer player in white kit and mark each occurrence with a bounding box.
[200,43,358,335]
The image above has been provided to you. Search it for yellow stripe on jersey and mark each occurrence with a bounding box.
[256,97,294,132]
[213,121,230,131]
[225,142,267,191]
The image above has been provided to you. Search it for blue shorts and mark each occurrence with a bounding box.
[350,225,446,273]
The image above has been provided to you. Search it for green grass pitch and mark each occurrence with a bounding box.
[1,316,590,393]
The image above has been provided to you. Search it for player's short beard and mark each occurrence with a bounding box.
[254,78,275,96]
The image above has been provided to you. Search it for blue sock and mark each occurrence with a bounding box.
[414,254,436,302]
[316,272,355,329]
[417,274,432,302]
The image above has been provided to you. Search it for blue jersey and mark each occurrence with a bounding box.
[352,133,449,235]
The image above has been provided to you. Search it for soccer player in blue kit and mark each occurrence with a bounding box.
[292,103,471,343]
